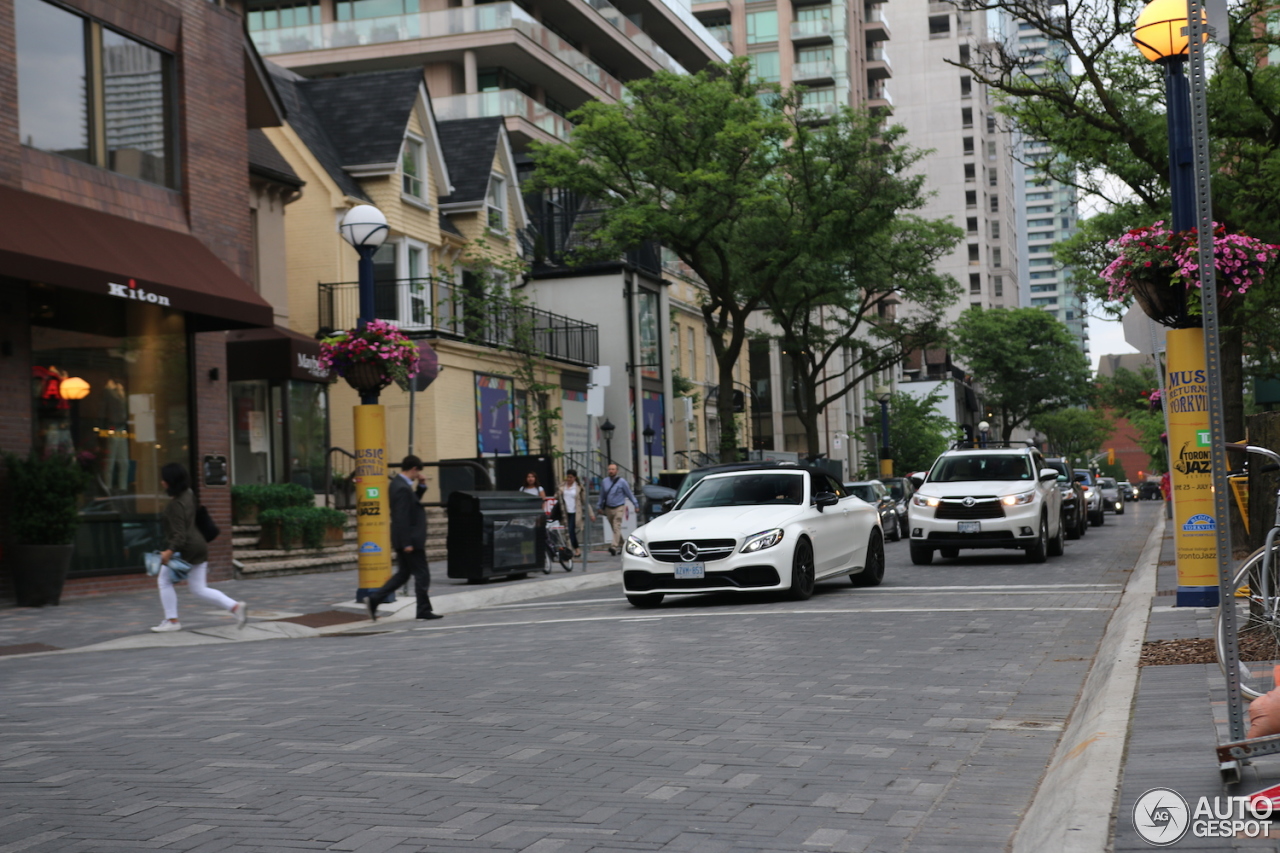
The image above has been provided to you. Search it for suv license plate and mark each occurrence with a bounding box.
[674,563,705,579]
[957,521,980,534]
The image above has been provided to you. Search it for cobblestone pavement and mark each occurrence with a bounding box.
[0,553,621,653]
[0,506,1153,852]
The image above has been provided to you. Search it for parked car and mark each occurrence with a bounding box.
[673,460,799,503]
[1140,480,1163,501]
[881,476,914,539]
[1044,457,1088,540]
[844,480,901,541]
[908,445,1065,564]
[621,466,884,607]
[1119,481,1139,501]
[640,483,678,523]
[1098,476,1125,515]
[1073,469,1105,526]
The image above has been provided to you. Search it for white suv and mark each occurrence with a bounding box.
[908,445,1065,564]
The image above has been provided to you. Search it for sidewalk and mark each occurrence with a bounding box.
[0,550,622,657]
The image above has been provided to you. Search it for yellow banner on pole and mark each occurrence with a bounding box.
[1165,327,1218,605]
[353,404,392,595]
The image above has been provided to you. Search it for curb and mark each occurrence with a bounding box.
[1010,512,1164,852]
[14,569,622,658]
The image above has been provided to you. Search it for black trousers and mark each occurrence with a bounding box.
[370,548,433,617]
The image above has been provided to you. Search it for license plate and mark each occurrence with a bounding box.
[674,563,705,579]
[957,521,980,534]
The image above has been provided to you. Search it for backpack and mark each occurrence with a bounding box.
[195,504,220,543]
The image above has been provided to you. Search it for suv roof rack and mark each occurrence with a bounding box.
[949,440,1038,450]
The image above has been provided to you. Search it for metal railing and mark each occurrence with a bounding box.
[433,90,575,142]
[318,277,598,367]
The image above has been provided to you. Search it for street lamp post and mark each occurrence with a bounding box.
[601,418,615,466]
[338,205,392,604]
[874,384,892,479]
[643,425,656,484]
[978,420,990,449]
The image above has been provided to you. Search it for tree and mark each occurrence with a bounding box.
[1094,365,1169,474]
[1030,407,1114,461]
[859,389,964,476]
[952,307,1093,443]
[530,60,943,461]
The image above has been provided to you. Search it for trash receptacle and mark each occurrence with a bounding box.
[447,491,545,581]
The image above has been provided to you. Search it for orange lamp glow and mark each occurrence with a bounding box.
[1132,0,1208,62]
[59,377,91,400]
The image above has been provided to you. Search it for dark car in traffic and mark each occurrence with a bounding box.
[844,480,901,541]
[880,476,914,539]
[1044,457,1088,540]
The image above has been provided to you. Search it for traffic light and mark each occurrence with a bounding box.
[1107,448,1115,466]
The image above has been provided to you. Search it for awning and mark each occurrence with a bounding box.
[0,185,273,330]
[227,326,330,383]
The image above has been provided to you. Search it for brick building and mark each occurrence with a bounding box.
[0,0,278,599]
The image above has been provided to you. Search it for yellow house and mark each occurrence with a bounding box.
[263,63,595,501]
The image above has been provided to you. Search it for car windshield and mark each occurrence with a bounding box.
[930,454,1032,482]
[1099,478,1117,488]
[847,485,878,502]
[883,479,906,500]
[680,473,806,508]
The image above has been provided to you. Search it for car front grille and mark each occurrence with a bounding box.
[934,498,1005,520]
[624,566,780,591]
[648,538,737,563]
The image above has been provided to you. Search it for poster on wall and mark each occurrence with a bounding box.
[638,291,661,380]
[642,391,665,457]
[475,374,513,455]
[562,389,588,457]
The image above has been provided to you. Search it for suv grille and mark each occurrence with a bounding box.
[935,498,1005,520]
[648,539,737,563]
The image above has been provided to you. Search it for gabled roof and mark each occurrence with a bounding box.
[267,63,368,201]
[436,118,505,205]
[301,69,424,169]
[248,129,303,188]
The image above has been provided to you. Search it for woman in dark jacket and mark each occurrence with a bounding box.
[150,463,247,632]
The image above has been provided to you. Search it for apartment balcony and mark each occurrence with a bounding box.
[798,99,839,122]
[433,90,574,146]
[793,59,836,83]
[578,0,690,74]
[866,81,892,114]
[703,23,733,48]
[252,4,623,102]
[791,18,835,43]
[863,6,890,44]
[318,277,599,367]
[866,45,891,81]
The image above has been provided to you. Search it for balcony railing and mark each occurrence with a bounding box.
[577,0,689,74]
[318,278,599,367]
[793,59,835,81]
[433,90,575,141]
[791,18,834,40]
[251,4,622,100]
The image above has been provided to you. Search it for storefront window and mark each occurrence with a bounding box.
[230,379,328,491]
[289,381,328,490]
[230,380,272,485]
[30,289,189,575]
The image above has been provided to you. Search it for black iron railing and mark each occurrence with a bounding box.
[318,277,598,367]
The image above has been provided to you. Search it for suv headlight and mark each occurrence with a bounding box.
[741,528,785,553]
[1001,491,1037,506]
[912,494,941,508]
[624,536,649,557]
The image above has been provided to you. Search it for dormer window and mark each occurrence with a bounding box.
[487,174,507,232]
[402,136,424,199]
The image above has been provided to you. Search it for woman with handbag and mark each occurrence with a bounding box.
[554,469,595,558]
[150,462,248,633]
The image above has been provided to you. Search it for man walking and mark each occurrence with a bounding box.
[367,455,441,621]
[598,463,639,556]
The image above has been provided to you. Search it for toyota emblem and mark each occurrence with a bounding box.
[962,496,976,507]
[680,542,700,561]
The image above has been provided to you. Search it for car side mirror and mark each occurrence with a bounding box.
[1073,474,1087,483]
[660,499,675,513]
[1039,468,1058,482]
[909,475,924,489]
[814,491,839,512]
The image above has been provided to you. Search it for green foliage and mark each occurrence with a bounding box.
[1094,366,1169,474]
[258,506,348,550]
[231,483,314,517]
[2,453,91,545]
[858,390,963,476]
[952,307,1093,443]
[671,370,699,406]
[1030,408,1114,461]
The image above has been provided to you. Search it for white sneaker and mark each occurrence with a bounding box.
[231,601,248,629]
[150,620,181,633]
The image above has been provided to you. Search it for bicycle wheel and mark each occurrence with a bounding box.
[1216,542,1280,700]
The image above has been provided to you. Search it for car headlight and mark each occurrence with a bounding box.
[912,494,941,508]
[741,528,785,553]
[624,536,649,558]
[1001,492,1037,506]
[1083,488,1094,497]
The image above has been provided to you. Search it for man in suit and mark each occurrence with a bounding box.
[367,455,441,621]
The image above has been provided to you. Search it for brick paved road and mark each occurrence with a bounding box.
[0,506,1154,852]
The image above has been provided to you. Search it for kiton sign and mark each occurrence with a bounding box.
[108,279,170,307]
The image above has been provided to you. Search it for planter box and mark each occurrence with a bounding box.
[10,543,74,607]
[233,505,260,526]
[257,522,345,551]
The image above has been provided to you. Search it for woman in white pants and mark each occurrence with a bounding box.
[150,463,247,632]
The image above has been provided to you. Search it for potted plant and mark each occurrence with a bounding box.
[3,452,91,606]
[320,319,420,396]
[257,506,348,551]
[1101,222,1279,327]
[231,482,314,524]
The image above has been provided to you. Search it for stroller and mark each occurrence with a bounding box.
[543,499,575,573]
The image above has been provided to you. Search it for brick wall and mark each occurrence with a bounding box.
[193,332,234,582]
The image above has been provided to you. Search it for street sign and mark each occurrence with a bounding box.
[586,387,604,417]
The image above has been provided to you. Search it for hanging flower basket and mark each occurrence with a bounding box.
[1100,222,1280,328]
[320,320,419,395]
